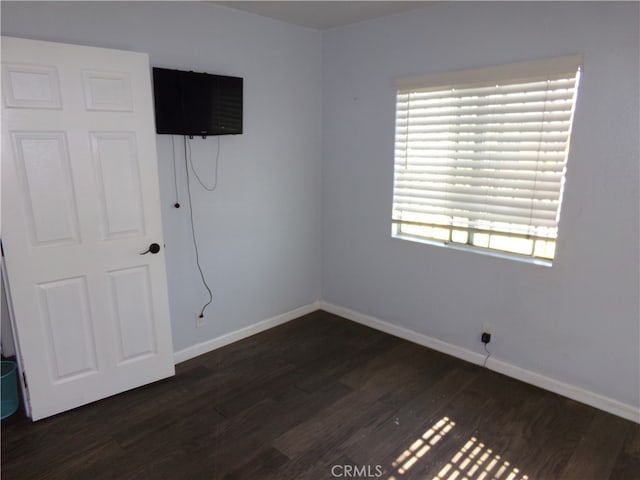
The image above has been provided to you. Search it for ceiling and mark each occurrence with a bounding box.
[213,1,433,30]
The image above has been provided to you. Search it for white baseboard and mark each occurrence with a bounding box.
[319,301,640,424]
[173,301,322,364]
[488,358,639,424]
[319,301,486,366]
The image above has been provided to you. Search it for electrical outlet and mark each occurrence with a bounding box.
[196,314,206,328]
[482,323,494,335]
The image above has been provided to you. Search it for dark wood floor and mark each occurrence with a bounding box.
[2,310,639,479]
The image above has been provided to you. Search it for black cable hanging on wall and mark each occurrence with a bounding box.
[184,136,213,319]
[171,135,180,208]
[187,136,220,191]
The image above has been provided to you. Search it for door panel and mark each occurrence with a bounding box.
[12,132,80,245]
[2,36,175,420]
[90,132,145,238]
[82,70,133,112]
[38,276,98,381]
[2,63,62,109]
[108,265,157,363]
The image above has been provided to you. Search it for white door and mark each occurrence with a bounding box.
[1,37,175,421]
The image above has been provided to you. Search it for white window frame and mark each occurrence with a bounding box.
[391,56,582,265]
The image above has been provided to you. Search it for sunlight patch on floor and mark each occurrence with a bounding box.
[389,416,456,477]
[386,416,529,480]
[433,436,529,480]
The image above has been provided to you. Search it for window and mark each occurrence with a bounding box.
[392,56,582,264]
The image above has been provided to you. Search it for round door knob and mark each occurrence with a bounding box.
[140,243,161,255]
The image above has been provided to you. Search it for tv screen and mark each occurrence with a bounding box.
[152,67,243,136]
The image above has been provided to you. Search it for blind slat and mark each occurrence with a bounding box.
[395,166,563,183]
[397,89,574,110]
[397,142,567,153]
[394,187,558,206]
[396,121,571,134]
[395,111,572,125]
[393,183,561,201]
[397,155,564,172]
[397,101,573,118]
[393,197,559,219]
[398,77,577,98]
[395,131,570,142]
[394,175,562,195]
[396,150,565,161]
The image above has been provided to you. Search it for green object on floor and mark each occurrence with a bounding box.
[1,361,19,420]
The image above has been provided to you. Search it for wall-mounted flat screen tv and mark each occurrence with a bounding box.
[152,67,243,136]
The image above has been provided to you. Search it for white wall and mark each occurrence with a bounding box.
[1,1,323,351]
[322,2,639,409]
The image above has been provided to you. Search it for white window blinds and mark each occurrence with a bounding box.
[392,56,582,262]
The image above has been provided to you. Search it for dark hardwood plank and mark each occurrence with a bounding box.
[609,424,640,480]
[111,387,226,450]
[195,382,352,477]
[294,332,400,393]
[2,310,637,480]
[560,409,632,479]
[223,447,289,480]
[0,437,124,480]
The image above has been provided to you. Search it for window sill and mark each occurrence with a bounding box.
[391,232,553,268]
